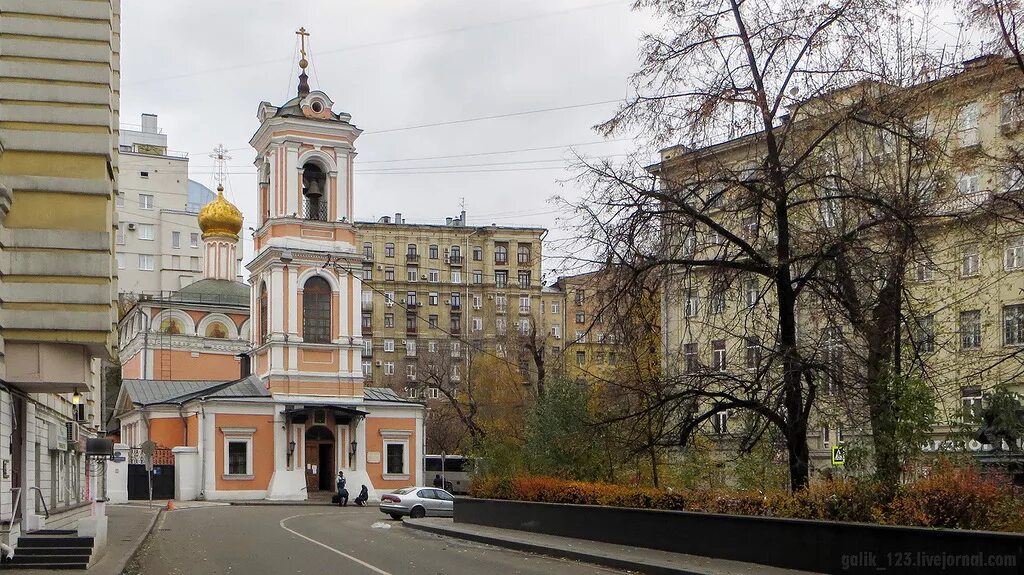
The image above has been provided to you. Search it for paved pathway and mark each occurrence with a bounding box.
[125,505,630,574]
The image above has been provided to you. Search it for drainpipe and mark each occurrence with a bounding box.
[198,404,207,500]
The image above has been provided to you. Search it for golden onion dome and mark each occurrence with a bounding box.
[198,185,243,241]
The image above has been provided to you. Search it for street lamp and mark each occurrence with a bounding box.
[349,440,358,458]
[72,389,81,405]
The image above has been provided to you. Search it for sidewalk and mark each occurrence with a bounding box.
[10,504,160,575]
[404,518,822,575]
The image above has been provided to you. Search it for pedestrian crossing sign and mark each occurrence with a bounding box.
[831,444,846,466]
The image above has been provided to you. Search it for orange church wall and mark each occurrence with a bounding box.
[214,413,275,491]
[227,313,248,329]
[148,417,186,449]
[265,377,363,398]
[365,416,418,489]
[122,352,142,379]
[297,348,339,372]
[185,310,205,326]
[150,349,240,381]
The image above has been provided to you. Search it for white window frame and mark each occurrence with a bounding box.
[190,233,199,248]
[380,430,412,480]
[472,317,483,332]
[429,269,440,282]
[138,223,154,241]
[958,102,980,147]
[957,172,980,196]
[962,246,980,277]
[383,339,395,352]
[406,340,416,357]
[172,231,181,249]
[1006,237,1024,271]
[473,294,482,310]
[551,301,561,314]
[116,252,125,270]
[685,291,699,317]
[384,362,395,375]
[139,194,154,210]
[138,254,154,271]
[221,427,255,480]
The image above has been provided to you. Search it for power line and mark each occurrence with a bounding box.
[363,99,621,135]
[355,138,633,164]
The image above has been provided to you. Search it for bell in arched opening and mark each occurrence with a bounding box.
[302,163,327,221]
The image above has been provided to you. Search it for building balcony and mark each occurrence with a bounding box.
[361,300,373,311]
[362,253,374,262]
[406,326,418,336]
[406,253,420,262]
[362,325,373,335]
[517,258,532,266]
[447,255,463,266]
[361,347,373,358]
[494,256,508,266]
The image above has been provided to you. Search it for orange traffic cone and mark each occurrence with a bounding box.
[166,500,175,511]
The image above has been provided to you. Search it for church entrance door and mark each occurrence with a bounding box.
[304,426,334,492]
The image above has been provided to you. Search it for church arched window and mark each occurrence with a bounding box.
[258,282,268,343]
[302,162,327,221]
[303,276,332,344]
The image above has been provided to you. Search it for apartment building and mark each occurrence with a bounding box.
[117,114,238,295]
[653,56,1024,473]
[552,270,660,382]
[0,0,119,532]
[355,213,545,395]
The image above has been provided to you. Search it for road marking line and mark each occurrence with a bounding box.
[279,512,395,575]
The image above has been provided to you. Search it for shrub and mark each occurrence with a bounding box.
[470,467,1024,532]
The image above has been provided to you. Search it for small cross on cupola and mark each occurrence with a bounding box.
[296,26,311,97]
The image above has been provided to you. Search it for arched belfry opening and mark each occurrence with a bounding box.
[302,162,327,221]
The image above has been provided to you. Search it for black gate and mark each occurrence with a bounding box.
[127,448,175,500]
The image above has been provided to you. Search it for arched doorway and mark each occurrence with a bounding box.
[304,426,335,492]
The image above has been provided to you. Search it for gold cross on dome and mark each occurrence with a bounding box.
[296,27,309,64]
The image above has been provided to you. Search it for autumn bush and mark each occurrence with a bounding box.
[469,465,1024,532]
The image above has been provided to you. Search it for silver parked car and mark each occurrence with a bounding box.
[379,486,455,519]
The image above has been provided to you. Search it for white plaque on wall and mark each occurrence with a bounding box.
[367,451,381,464]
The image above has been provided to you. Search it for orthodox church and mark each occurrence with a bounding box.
[113,37,425,501]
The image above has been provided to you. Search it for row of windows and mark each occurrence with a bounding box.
[115,252,201,272]
[573,350,627,367]
[362,313,537,335]
[364,267,533,288]
[371,292,536,311]
[681,338,762,373]
[914,305,1024,351]
[914,237,1024,281]
[367,242,533,265]
[115,223,200,248]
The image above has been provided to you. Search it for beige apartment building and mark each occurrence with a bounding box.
[654,56,1024,475]
[355,213,546,396]
[0,0,119,538]
[117,114,239,295]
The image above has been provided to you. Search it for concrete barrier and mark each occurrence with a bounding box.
[454,498,1024,575]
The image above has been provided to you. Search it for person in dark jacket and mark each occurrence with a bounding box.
[433,474,443,488]
[354,485,369,507]
[337,471,348,506]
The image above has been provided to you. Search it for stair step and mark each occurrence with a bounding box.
[30,529,77,535]
[17,546,92,556]
[17,536,93,548]
[4,562,88,570]
[9,554,92,564]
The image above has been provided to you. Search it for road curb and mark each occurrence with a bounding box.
[227,501,380,507]
[402,520,708,575]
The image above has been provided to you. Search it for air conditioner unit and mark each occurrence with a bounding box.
[444,300,450,305]
[488,295,494,300]
[377,265,383,270]
[127,223,137,231]
[401,339,407,345]
[400,298,406,304]
[421,274,427,279]
[375,361,382,367]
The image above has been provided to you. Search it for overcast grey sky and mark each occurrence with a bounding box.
[120,0,654,282]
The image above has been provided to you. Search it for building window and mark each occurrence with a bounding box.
[451,341,462,357]
[407,314,418,331]
[363,265,373,281]
[915,314,935,353]
[519,295,531,313]
[450,270,461,284]
[171,255,180,269]
[428,315,439,329]
[140,171,149,179]
[472,270,482,284]
[517,244,531,264]
[385,243,395,258]
[518,271,531,289]
[960,310,982,349]
[363,338,373,356]
[962,246,980,277]
[172,231,181,248]
[139,194,154,209]
[743,215,759,239]
[518,318,530,335]
[712,339,726,371]
[495,271,508,288]
[473,246,482,261]
[429,245,439,259]
[451,292,461,309]
[472,294,482,309]
[138,223,154,241]
[551,325,561,339]
[957,172,980,195]
[745,337,761,369]
[495,294,507,313]
[961,386,983,423]
[551,301,561,314]
[429,269,440,282]
[451,365,461,382]
[385,268,395,282]
[302,276,332,344]
[385,442,406,475]
[407,243,417,257]
[224,438,252,477]
[428,340,438,353]
[576,311,585,324]
[406,340,416,357]
[362,313,373,331]
[915,257,934,282]
[496,317,507,334]
[259,282,268,342]
[1003,167,1024,192]
[820,199,840,228]
[744,279,758,308]
[685,291,699,317]
[116,192,125,208]
[138,254,154,271]
[362,360,372,375]
[957,101,980,147]
[407,266,418,282]
[384,313,394,328]
[1005,237,1024,271]
[407,291,418,306]
[406,364,416,381]
[190,233,199,248]
[384,339,395,352]
[710,288,725,315]
[363,242,374,259]
[1004,304,1024,345]
[116,222,126,245]
[450,315,462,333]
[429,292,439,306]
[450,246,461,261]
[190,256,200,271]
[495,243,508,264]
[472,317,482,332]
[576,351,586,367]
[712,412,728,434]
[684,342,698,373]
[384,362,395,375]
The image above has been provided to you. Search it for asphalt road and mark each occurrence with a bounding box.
[125,505,630,575]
